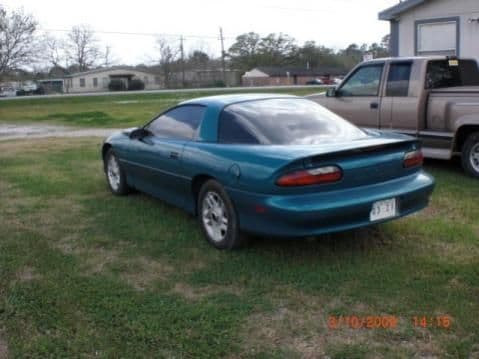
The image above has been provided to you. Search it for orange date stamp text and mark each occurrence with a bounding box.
[328,315,452,330]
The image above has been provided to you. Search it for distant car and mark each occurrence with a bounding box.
[0,87,16,97]
[306,79,324,85]
[102,94,435,249]
[21,81,38,93]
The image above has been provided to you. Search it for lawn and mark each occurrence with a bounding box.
[0,87,321,129]
[0,136,478,358]
[1,89,479,357]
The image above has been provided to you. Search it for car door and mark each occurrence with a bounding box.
[324,63,385,128]
[125,105,206,208]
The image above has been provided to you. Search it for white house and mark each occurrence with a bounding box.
[63,66,161,93]
[379,0,479,59]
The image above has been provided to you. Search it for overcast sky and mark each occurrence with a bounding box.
[3,0,400,65]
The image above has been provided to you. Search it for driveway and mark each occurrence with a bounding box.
[0,123,121,141]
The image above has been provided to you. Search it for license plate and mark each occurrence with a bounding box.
[370,198,397,222]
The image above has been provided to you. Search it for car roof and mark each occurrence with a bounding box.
[180,93,299,107]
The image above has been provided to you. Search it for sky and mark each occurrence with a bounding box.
[2,0,400,65]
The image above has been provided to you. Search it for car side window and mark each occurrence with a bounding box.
[146,105,205,140]
[218,110,261,144]
[339,65,383,96]
[386,63,412,97]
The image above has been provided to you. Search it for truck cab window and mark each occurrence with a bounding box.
[386,63,412,97]
[339,65,383,96]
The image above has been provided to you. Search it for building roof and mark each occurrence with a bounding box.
[38,78,65,82]
[378,0,429,21]
[65,66,155,78]
[245,66,346,78]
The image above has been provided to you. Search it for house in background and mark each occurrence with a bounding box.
[183,69,242,88]
[159,68,242,88]
[379,0,479,59]
[37,79,64,94]
[63,66,161,93]
[242,67,345,86]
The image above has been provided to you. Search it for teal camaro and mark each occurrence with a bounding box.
[102,94,435,249]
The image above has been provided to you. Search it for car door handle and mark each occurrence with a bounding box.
[169,151,180,160]
[370,102,379,109]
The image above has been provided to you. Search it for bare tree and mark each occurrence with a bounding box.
[102,45,119,67]
[0,6,39,75]
[64,25,101,72]
[155,37,179,88]
[42,34,67,68]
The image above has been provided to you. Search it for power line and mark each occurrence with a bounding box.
[261,6,334,13]
[39,27,236,40]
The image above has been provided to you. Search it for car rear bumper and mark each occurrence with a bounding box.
[227,171,435,237]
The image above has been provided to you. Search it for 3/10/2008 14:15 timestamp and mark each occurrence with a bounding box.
[328,315,452,329]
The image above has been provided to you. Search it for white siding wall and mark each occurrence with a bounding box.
[398,0,479,59]
[68,69,161,93]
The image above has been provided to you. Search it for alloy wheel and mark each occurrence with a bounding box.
[470,142,479,173]
[107,155,121,191]
[201,191,229,242]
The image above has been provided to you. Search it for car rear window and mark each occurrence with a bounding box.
[426,59,479,89]
[218,98,367,145]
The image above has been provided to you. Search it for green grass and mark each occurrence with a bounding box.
[0,138,478,358]
[0,88,321,128]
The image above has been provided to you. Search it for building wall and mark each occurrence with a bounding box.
[66,69,161,93]
[242,76,323,86]
[397,0,479,59]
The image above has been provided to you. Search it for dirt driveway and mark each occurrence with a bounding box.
[0,123,121,141]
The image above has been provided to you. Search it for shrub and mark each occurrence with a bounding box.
[213,80,226,87]
[108,79,127,91]
[34,86,45,95]
[128,79,145,91]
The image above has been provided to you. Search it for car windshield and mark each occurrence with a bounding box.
[426,59,479,89]
[218,98,367,145]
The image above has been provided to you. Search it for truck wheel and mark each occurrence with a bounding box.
[461,132,479,178]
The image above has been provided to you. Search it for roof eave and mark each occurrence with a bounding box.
[378,0,427,21]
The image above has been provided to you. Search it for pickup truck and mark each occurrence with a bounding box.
[309,56,479,178]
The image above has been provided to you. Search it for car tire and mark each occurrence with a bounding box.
[197,179,245,250]
[104,148,130,195]
[461,132,479,178]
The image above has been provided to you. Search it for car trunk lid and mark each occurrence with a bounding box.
[270,135,421,194]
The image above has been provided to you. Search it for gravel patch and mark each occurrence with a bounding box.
[0,123,121,141]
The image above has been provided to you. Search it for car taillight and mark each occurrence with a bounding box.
[276,166,342,187]
[403,149,424,168]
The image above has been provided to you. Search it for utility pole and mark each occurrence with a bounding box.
[104,46,111,67]
[180,35,185,88]
[219,27,227,86]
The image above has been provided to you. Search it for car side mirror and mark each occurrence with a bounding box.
[129,127,151,140]
[326,87,339,97]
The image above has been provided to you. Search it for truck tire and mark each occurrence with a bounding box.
[461,132,479,178]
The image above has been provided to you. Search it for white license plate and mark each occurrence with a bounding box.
[370,198,397,222]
